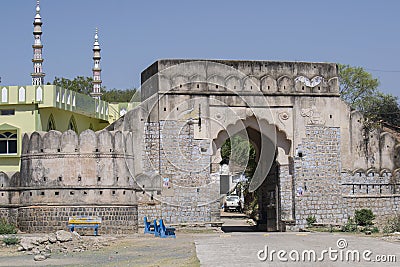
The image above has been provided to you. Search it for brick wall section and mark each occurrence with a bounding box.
[17,206,138,234]
[144,121,220,224]
[294,126,344,228]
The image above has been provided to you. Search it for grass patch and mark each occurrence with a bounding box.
[0,218,17,235]
[2,235,19,246]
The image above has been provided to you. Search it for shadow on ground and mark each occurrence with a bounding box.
[221,225,256,232]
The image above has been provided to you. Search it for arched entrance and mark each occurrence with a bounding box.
[211,116,292,231]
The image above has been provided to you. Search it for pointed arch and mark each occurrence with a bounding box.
[68,115,78,133]
[47,114,56,131]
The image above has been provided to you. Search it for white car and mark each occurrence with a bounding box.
[224,195,242,212]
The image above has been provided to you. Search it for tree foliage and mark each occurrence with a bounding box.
[102,88,138,103]
[52,76,137,103]
[338,64,379,108]
[220,134,256,177]
[338,64,400,127]
[362,92,400,126]
[0,218,17,234]
[354,209,375,226]
[53,76,102,95]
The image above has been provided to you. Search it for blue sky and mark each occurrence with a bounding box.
[1,0,399,98]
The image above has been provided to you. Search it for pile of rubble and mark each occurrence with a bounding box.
[3,230,115,262]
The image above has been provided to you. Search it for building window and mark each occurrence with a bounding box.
[0,131,17,154]
[0,109,15,116]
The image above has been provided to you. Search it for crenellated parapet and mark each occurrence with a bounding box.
[0,129,139,233]
[19,129,135,192]
[141,60,340,100]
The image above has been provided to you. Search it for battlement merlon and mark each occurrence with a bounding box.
[141,59,339,101]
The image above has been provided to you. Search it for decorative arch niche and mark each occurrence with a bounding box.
[68,115,78,133]
[47,114,56,131]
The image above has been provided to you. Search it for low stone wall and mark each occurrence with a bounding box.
[0,207,18,226]
[137,193,162,223]
[0,207,10,222]
[344,196,400,226]
[17,205,138,234]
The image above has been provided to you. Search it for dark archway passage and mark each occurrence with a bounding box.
[212,117,290,232]
[256,160,280,231]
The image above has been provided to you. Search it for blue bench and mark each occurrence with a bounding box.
[68,216,101,236]
[155,219,176,238]
[144,216,156,234]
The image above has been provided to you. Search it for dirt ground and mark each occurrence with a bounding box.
[0,231,201,267]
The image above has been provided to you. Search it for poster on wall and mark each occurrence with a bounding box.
[163,177,170,188]
[296,186,303,196]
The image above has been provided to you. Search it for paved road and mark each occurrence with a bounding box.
[195,214,400,267]
[195,232,400,267]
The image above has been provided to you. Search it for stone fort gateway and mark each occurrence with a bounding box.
[1,59,400,233]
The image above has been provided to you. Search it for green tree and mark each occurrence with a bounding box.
[338,64,379,110]
[102,88,138,103]
[354,209,375,226]
[220,135,256,178]
[338,64,400,127]
[363,92,400,126]
[53,76,137,103]
[53,76,103,95]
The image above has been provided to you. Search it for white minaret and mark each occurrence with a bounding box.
[31,0,45,85]
[91,28,102,99]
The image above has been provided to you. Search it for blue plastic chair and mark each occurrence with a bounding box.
[144,216,155,234]
[159,219,176,238]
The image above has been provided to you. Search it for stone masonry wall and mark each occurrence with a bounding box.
[137,192,162,224]
[0,208,18,225]
[279,164,293,222]
[294,126,344,228]
[293,125,400,229]
[0,129,139,234]
[342,171,400,225]
[17,206,138,234]
[143,120,220,224]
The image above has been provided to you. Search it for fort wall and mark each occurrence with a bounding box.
[0,129,139,233]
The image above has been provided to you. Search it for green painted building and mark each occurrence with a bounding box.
[0,85,124,172]
[0,1,135,173]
